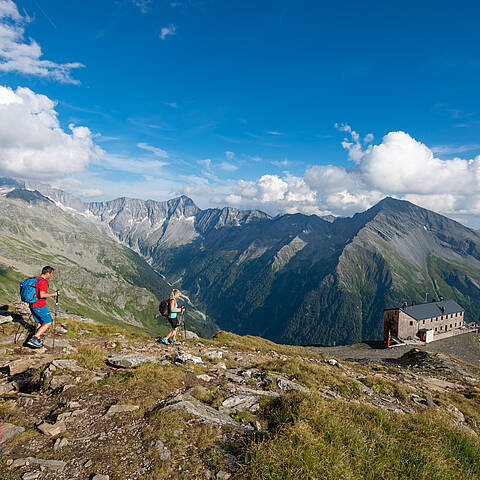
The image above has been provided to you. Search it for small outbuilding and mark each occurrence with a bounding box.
[384,299,465,343]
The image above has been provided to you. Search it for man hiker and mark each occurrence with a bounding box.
[26,266,59,348]
[161,289,185,345]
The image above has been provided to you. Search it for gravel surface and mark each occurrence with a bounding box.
[305,331,480,366]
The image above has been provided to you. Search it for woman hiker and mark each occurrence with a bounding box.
[161,289,185,345]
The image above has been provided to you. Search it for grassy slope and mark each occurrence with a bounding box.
[2,321,479,479]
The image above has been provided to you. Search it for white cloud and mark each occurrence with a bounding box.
[0,85,102,179]
[266,131,285,136]
[219,161,238,172]
[160,24,176,40]
[225,151,235,159]
[102,154,167,174]
[359,131,477,195]
[198,158,211,170]
[164,101,178,108]
[0,0,84,83]
[271,158,289,167]
[137,142,168,158]
[257,175,288,202]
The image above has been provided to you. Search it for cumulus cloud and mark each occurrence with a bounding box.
[0,85,102,179]
[0,0,84,83]
[160,24,176,40]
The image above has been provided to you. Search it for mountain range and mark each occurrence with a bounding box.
[1,177,480,345]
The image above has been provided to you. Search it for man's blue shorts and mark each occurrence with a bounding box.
[30,306,53,324]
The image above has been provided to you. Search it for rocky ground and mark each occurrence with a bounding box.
[1,305,480,480]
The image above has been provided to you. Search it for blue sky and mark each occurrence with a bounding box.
[1,0,480,224]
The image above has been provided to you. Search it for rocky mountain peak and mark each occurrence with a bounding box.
[5,189,53,205]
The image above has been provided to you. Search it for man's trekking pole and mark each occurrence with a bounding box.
[52,291,59,352]
[182,309,186,341]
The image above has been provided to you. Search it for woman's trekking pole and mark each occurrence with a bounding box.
[52,291,59,352]
[182,310,186,341]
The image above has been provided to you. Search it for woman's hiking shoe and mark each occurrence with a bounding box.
[26,336,43,348]
[160,338,169,345]
[169,340,180,345]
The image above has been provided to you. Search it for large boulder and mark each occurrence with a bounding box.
[107,353,155,368]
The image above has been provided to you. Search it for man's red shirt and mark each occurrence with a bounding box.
[30,277,48,309]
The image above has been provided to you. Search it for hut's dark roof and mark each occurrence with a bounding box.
[387,299,464,321]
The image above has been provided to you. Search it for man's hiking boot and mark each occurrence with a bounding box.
[170,340,180,345]
[26,336,43,349]
[160,338,169,345]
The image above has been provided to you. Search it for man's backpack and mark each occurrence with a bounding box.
[19,277,39,304]
[159,299,171,317]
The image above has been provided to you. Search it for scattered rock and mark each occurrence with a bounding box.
[163,394,245,428]
[185,330,199,339]
[52,359,83,372]
[0,423,25,444]
[107,353,155,368]
[105,404,140,416]
[53,437,69,450]
[327,358,341,367]
[174,351,205,365]
[264,374,309,393]
[447,404,465,422]
[196,374,213,382]
[17,397,34,407]
[240,368,261,378]
[22,472,40,480]
[83,459,93,468]
[49,374,74,389]
[216,471,231,479]
[0,381,16,395]
[6,358,35,375]
[37,421,66,436]
[155,440,172,461]
[252,420,262,431]
[0,314,13,324]
[92,475,110,480]
[211,362,227,370]
[204,350,223,360]
[222,393,260,410]
[67,401,81,408]
[10,457,66,471]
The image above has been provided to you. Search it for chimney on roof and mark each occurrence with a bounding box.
[411,300,415,306]
[402,302,407,310]
[439,296,444,301]
[431,298,437,302]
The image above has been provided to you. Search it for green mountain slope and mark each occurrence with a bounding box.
[0,191,216,337]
